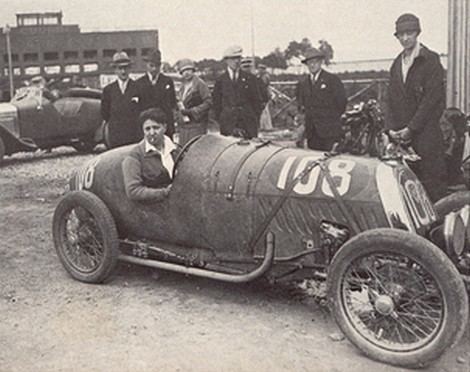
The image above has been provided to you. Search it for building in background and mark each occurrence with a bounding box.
[0,12,158,99]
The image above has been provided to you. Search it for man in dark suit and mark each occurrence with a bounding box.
[136,49,177,139]
[296,48,347,151]
[212,46,263,139]
[101,51,141,148]
[387,13,447,201]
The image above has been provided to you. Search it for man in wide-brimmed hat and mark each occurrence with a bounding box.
[295,47,346,151]
[212,45,263,139]
[136,48,177,139]
[101,51,141,148]
[387,13,447,201]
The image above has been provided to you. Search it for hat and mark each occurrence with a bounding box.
[112,51,131,67]
[223,45,243,59]
[143,49,162,64]
[395,13,421,36]
[177,58,196,73]
[240,57,253,67]
[301,48,325,64]
[258,63,267,70]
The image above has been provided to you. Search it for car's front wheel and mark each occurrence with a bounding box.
[327,228,468,368]
[52,190,119,283]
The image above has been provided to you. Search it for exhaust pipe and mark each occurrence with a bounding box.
[119,232,275,283]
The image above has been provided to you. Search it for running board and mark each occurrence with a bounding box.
[119,232,275,283]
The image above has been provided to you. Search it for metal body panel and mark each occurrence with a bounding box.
[70,134,437,262]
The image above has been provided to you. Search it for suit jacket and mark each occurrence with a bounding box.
[296,69,347,139]
[177,75,212,125]
[136,73,177,138]
[101,79,141,148]
[212,69,263,138]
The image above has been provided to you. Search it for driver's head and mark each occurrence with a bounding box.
[139,108,167,148]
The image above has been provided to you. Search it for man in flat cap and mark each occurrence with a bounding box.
[296,47,346,151]
[387,13,447,201]
[101,51,141,148]
[212,46,263,139]
[136,49,177,139]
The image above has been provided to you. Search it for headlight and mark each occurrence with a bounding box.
[444,212,466,257]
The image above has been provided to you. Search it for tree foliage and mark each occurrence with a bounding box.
[284,37,313,60]
[260,48,288,69]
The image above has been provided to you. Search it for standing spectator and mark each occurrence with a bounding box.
[387,13,447,201]
[212,46,263,139]
[175,58,212,146]
[257,63,273,130]
[101,51,141,148]
[136,49,177,139]
[296,47,347,151]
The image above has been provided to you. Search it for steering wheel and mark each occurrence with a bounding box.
[172,135,203,179]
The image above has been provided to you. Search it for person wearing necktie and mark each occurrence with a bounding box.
[295,47,347,151]
[387,13,447,202]
[212,45,263,139]
[136,49,177,140]
[101,51,141,148]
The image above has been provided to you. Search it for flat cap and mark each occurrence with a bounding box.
[395,13,421,36]
[177,58,196,73]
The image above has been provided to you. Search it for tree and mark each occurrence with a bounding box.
[260,48,287,69]
[284,38,312,60]
[319,39,334,65]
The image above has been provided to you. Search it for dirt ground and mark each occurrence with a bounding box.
[0,147,469,372]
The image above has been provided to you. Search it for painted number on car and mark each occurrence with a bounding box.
[76,158,100,190]
[277,155,355,197]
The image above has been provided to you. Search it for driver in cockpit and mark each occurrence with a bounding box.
[122,108,177,202]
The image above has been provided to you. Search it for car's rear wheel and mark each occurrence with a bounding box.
[52,190,119,283]
[0,136,5,162]
[327,228,468,368]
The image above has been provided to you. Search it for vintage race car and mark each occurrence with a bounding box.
[0,86,104,163]
[52,134,470,368]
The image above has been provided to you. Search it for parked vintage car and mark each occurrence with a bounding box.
[52,133,469,368]
[0,85,104,163]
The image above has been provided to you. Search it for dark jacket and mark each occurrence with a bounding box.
[121,138,177,201]
[101,79,141,148]
[296,69,347,139]
[136,73,177,138]
[212,69,263,139]
[387,44,447,201]
[178,75,212,125]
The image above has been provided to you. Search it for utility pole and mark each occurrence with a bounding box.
[250,0,256,68]
[4,24,14,97]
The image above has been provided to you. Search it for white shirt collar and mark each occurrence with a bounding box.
[310,69,322,82]
[144,136,177,178]
[117,78,129,93]
[147,72,159,85]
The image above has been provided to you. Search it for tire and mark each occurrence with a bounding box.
[327,228,468,368]
[0,136,5,163]
[434,190,470,220]
[52,190,119,283]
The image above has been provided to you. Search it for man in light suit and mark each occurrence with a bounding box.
[296,48,347,151]
[136,49,177,139]
[212,46,263,139]
[101,51,141,148]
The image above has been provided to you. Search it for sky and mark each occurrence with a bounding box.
[0,0,448,64]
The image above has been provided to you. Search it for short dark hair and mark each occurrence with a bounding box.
[138,108,167,127]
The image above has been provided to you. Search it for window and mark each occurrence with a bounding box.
[103,49,117,58]
[123,48,136,57]
[25,66,41,75]
[13,67,21,76]
[141,48,151,57]
[64,51,78,60]
[83,50,97,59]
[44,52,59,61]
[4,54,19,63]
[24,53,38,62]
[65,64,80,73]
[83,63,98,72]
[44,65,61,75]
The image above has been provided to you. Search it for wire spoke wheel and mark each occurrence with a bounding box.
[53,190,119,283]
[342,253,443,352]
[327,228,468,368]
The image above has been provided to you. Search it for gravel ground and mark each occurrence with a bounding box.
[0,146,469,372]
